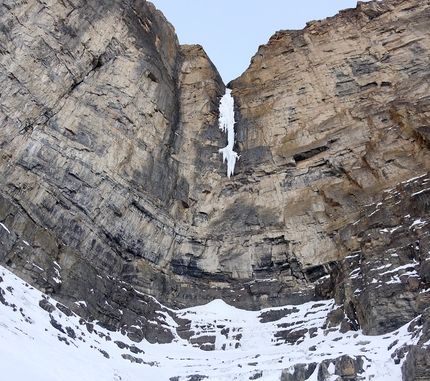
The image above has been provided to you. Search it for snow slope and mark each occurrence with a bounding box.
[0,264,423,380]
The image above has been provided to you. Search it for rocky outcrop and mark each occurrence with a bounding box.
[402,308,430,381]
[281,355,366,381]
[1,4,430,376]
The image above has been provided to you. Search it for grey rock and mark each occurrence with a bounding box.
[0,288,8,306]
[98,349,110,359]
[190,335,216,351]
[129,345,144,354]
[50,315,65,334]
[186,376,208,381]
[249,371,263,380]
[56,303,74,317]
[121,354,142,364]
[114,341,129,350]
[402,308,430,380]
[335,355,364,378]
[281,363,317,381]
[315,356,365,381]
[258,307,300,323]
[402,346,430,381]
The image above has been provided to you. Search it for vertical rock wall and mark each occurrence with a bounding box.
[0,0,224,322]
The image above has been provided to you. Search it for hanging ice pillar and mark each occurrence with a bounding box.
[218,89,239,178]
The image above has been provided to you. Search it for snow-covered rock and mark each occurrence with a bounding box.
[0,265,427,380]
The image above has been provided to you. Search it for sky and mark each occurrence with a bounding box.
[150,0,366,82]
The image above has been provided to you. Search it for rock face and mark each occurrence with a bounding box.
[229,0,430,294]
[0,0,224,340]
[0,0,223,311]
[1,1,430,375]
[402,307,430,381]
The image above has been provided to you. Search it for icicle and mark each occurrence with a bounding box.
[218,89,239,178]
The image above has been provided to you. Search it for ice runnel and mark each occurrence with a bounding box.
[219,88,239,178]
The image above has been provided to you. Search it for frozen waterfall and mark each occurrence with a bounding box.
[218,89,239,178]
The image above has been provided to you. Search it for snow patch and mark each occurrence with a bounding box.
[380,262,419,276]
[410,219,426,229]
[401,174,427,184]
[411,188,430,197]
[380,226,400,234]
[0,223,10,234]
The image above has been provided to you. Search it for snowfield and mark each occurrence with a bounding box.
[0,264,424,380]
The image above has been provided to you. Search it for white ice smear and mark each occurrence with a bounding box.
[219,88,239,178]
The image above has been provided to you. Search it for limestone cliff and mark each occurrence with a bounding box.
[229,0,430,332]
[0,0,224,338]
[0,1,430,373]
